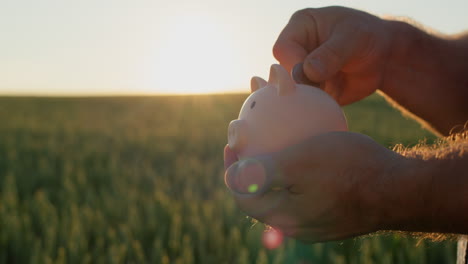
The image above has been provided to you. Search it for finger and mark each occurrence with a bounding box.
[273,38,308,74]
[234,187,290,222]
[321,72,345,104]
[226,132,363,196]
[232,183,305,232]
[302,29,356,82]
[277,131,374,173]
[273,9,319,72]
[224,144,238,170]
[225,157,270,194]
[226,152,302,195]
[292,62,345,104]
[273,132,353,178]
[224,157,291,222]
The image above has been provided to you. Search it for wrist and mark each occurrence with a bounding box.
[378,147,468,234]
[379,20,468,135]
[380,19,444,94]
[353,149,428,233]
[422,153,468,234]
[372,154,434,232]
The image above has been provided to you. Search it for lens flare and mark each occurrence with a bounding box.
[248,184,259,193]
[262,228,283,250]
[237,159,266,193]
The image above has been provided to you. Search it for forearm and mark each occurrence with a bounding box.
[381,136,468,234]
[380,20,468,136]
[424,153,468,234]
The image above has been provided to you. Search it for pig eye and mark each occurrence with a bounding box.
[250,101,256,109]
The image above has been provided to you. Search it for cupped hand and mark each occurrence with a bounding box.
[224,132,405,243]
[273,6,393,105]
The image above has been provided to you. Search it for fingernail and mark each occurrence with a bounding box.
[226,159,266,194]
[292,63,320,87]
[225,162,240,191]
[308,58,326,77]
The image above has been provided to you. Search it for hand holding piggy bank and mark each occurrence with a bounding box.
[228,64,348,159]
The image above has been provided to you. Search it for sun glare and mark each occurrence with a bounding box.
[153,13,242,94]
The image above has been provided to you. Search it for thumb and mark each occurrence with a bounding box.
[303,32,354,82]
[224,157,284,195]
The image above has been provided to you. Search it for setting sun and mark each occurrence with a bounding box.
[1,0,465,96]
[152,13,243,94]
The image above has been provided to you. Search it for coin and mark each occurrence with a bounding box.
[292,62,321,87]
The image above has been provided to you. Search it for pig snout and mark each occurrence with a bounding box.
[228,119,248,153]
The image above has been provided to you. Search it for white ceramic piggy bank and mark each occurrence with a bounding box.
[228,64,348,159]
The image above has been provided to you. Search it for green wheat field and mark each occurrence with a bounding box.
[0,94,456,263]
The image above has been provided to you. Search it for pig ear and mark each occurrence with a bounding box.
[268,64,295,96]
[250,77,267,92]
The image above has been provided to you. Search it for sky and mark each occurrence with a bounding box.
[0,0,467,96]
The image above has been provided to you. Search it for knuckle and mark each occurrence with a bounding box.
[323,43,341,62]
[319,42,343,67]
[290,8,315,23]
[325,5,348,13]
[272,42,283,61]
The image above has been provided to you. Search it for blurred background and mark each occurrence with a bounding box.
[0,0,466,263]
[1,0,467,96]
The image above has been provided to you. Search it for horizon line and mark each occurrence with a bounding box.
[0,91,250,98]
